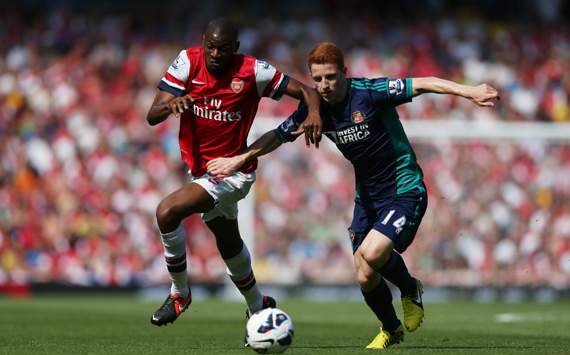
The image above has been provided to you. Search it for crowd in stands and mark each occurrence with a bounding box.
[1,4,569,287]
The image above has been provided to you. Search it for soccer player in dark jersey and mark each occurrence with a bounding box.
[207,42,499,349]
[145,18,322,331]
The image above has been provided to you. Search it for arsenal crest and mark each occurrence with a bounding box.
[231,78,244,93]
[351,111,366,123]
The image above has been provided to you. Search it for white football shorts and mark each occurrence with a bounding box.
[190,171,256,222]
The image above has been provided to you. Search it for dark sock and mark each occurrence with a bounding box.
[378,250,416,296]
[362,279,401,332]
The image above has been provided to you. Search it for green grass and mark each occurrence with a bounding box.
[1,295,569,354]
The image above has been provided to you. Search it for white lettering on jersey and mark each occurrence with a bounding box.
[254,59,281,98]
[161,49,190,91]
[193,97,241,122]
[203,97,222,109]
[326,123,371,145]
[192,105,242,122]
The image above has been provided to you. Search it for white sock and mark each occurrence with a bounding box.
[161,225,189,297]
[224,244,263,312]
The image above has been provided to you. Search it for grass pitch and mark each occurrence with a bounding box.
[1,295,569,354]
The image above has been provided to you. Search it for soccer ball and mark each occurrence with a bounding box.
[246,308,294,353]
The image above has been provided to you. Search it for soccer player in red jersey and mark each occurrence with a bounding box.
[145,18,322,328]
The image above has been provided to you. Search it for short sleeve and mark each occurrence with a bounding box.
[274,103,308,142]
[355,77,413,107]
[254,59,289,100]
[158,49,190,96]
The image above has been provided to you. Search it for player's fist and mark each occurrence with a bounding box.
[470,84,500,107]
[292,112,322,148]
[207,156,246,177]
[169,95,194,117]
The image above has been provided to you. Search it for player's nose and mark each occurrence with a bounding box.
[210,48,221,58]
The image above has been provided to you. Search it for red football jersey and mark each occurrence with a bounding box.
[158,47,288,176]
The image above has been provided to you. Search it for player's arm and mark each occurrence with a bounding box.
[411,77,499,107]
[146,91,194,126]
[146,49,194,126]
[206,131,284,177]
[282,78,323,148]
[206,105,308,177]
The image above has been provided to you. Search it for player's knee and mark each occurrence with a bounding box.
[360,246,391,269]
[156,200,182,231]
[356,269,376,290]
[355,263,373,288]
[356,269,368,288]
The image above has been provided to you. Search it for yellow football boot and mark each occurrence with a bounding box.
[401,279,424,332]
[365,324,404,349]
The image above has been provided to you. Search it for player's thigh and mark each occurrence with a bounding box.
[195,172,256,221]
[357,229,394,269]
[158,182,215,217]
[372,189,427,253]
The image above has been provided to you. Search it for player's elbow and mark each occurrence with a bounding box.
[146,112,163,126]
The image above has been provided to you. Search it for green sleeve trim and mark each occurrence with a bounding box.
[406,78,413,99]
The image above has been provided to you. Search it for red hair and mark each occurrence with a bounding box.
[307,42,345,71]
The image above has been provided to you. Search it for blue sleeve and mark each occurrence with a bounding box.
[274,103,308,143]
[356,77,413,107]
[158,81,184,97]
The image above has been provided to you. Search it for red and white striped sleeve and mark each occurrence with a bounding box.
[254,59,289,100]
[158,49,190,96]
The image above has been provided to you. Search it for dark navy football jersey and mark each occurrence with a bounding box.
[275,77,425,205]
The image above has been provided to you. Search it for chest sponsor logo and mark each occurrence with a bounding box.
[192,97,243,122]
[351,111,366,123]
[231,78,244,93]
[326,122,371,145]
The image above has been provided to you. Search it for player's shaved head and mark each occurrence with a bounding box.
[204,18,238,42]
[202,18,240,75]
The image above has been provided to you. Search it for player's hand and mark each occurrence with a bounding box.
[169,94,194,117]
[292,112,322,148]
[206,156,246,177]
[469,84,500,107]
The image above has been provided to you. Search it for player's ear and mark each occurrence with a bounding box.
[342,66,348,76]
[234,40,240,52]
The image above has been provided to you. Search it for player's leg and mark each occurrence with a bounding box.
[354,249,404,349]
[358,229,423,332]
[355,243,400,329]
[151,183,215,326]
[363,189,428,332]
[197,172,274,315]
[205,217,273,314]
[360,230,417,298]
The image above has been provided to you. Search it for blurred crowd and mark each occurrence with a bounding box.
[1,2,569,287]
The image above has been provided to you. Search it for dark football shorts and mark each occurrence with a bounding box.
[348,188,428,254]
